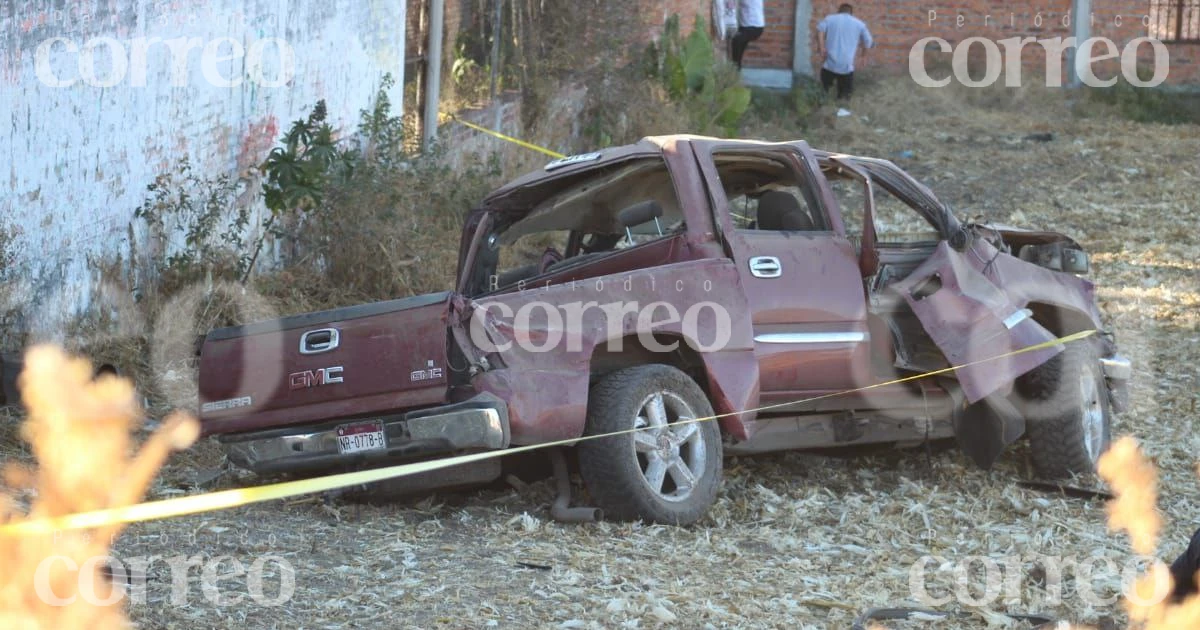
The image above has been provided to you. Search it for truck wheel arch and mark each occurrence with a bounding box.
[1025,301,1100,337]
[587,333,758,440]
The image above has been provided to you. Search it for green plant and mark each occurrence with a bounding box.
[261,100,354,218]
[355,74,409,168]
[791,75,827,121]
[133,158,252,284]
[255,78,504,306]
[452,40,483,85]
[1082,76,1200,126]
[647,14,752,136]
[249,99,358,278]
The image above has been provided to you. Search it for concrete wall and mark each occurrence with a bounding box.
[0,0,405,337]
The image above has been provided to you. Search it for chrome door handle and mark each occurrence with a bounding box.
[749,256,782,278]
[300,328,340,354]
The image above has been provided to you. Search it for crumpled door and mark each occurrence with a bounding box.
[892,241,1061,403]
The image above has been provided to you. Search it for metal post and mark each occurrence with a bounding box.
[489,0,501,101]
[1067,0,1091,87]
[792,0,814,78]
[423,0,445,149]
[414,0,426,130]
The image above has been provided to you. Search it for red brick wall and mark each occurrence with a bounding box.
[744,0,797,68]
[731,0,1199,85]
[421,1,1199,86]
[639,0,711,41]
[1090,0,1200,83]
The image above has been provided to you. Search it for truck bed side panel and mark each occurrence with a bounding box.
[199,293,453,435]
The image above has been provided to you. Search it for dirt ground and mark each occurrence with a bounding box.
[10,82,1200,629]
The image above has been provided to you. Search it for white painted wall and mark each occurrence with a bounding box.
[0,0,405,337]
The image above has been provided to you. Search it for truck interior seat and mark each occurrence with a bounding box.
[756,191,815,231]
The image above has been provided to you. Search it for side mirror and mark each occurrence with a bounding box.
[1062,248,1089,274]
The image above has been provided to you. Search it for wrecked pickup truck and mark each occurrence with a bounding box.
[198,136,1130,525]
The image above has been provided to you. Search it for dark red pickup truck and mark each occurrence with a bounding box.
[198,136,1130,524]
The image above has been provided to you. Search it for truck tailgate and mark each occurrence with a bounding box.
[198,292,454,435]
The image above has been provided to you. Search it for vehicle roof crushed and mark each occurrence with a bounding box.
[481,136,965,244]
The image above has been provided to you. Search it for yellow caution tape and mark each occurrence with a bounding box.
[443,113,566,159]
[0,329,1095,536]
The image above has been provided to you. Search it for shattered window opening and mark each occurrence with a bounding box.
[475,158,686,294]
[826,172,942,247]
[712,152,828,233]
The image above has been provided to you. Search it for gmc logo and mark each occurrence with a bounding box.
[289,366,344,390]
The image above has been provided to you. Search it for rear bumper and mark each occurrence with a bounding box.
[218,393,510,475]
[1100,354,1131,413]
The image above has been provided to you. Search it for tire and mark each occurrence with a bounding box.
[578,364,722,525]
[1017,339,1111,478]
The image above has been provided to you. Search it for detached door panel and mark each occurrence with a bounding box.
[893,240,1061,403]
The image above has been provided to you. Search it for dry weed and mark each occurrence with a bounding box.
[1097,436,1200,629]
[1098,437,1162,556]
[0,346,198,629]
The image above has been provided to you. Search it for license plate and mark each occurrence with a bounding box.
[335,420,387,454]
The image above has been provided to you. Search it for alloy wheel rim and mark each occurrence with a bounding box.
[1080,371,1106,463]
[631,391,705,502]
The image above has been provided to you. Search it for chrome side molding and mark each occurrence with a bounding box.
[754,331,868,344]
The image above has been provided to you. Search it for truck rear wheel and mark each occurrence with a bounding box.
[1018,340,1111,478]
[578,364,722,525]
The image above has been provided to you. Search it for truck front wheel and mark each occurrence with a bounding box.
[1018,340,1112,478]
[578,364,722,525]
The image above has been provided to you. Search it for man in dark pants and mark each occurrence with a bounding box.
[1170,527,1200,601]
[729,0,765,69]
[816,4,874,115]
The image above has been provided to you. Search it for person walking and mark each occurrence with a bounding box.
[729,0,765,69]
[816,3,873,116]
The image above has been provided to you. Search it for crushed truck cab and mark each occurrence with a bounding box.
[198,136,1130,524]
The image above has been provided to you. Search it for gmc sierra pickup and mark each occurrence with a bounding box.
[198,136,1130,525]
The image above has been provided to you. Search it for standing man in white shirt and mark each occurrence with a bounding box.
[817,4,874,114]
[729,0,765,69]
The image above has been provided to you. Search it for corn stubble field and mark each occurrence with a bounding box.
[4,82,1200,629]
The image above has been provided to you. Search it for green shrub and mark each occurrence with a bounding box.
[647,14,752,136]
[1082,74,1200,125]
[132,158,252,289]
